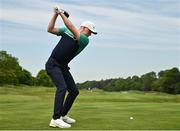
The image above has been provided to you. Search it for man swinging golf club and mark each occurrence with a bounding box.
[45,5,97,128]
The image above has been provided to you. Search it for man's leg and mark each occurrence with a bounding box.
[61,70,79,116]
[46,59,67,120]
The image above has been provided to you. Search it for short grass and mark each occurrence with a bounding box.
[0,86,180,130]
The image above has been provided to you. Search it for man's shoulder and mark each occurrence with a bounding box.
[79,34,89,45]
[58,27,68,35]
[59,27,75,38]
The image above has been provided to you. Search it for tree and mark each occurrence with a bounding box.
[114,78,129,91]
[175,82,180,94]
[0,50,23,85]
[18,69,33,85]
[36,69,54,87]
[141,72,157,91]
[130,75,142,90]
[103,79,117,91]
[158,68,180,94]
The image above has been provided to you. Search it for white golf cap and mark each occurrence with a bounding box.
[81,21,97,35]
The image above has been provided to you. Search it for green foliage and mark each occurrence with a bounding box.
[0,50,53,87]
[77,80,103,90]
[18,69,33,85]
[0,50,23,85]
[78,68,180,94]
[103,79,117,91]
[175,82,180,94]
[0,50,179,94]
[141,72,157,91]
[130,75,142,90]
[156,67,180,94]
[36,69,54,87]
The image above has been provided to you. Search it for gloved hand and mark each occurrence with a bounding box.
[53,5,69,18]
[53,5,60,13]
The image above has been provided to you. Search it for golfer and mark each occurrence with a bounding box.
[45,6,97,128]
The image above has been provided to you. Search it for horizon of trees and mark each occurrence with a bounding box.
[0,50,180,94]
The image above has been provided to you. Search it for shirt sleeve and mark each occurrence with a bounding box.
[75,34,89,56]
[57,27,67,36]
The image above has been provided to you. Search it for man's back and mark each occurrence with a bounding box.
[50,33,79,65]
[50,27,89,65]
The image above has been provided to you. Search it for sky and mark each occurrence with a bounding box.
[0,0,180,83]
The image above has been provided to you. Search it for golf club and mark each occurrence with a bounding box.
[54,5,69,18]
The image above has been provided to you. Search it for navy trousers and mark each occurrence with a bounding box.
[45,57,79,120]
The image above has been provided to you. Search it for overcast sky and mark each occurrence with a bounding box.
[0,0,180,82]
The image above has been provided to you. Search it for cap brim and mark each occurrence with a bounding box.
[92,32,97,35]
[90,30,97,35]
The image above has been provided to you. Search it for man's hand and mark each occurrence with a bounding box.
[48,5,78,38]
[47,5,70,35]
[54,5,69,18]
[53,5,61,14]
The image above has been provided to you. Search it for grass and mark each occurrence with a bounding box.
[0,86,180,130]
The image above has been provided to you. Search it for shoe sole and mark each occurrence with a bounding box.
[49,123,71,128]
[49,123,57,128]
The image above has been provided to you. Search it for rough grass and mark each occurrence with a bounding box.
[0,86,180,130]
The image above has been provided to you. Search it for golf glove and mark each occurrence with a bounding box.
[53,5,69,18]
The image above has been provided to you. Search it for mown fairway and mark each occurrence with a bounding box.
[0,86,180,130]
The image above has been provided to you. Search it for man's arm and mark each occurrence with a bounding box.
[47,13,60,35]
[59,13,80,40]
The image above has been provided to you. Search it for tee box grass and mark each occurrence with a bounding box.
[0,86,180,130]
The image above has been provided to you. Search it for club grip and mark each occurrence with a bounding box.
[63,11,69,18]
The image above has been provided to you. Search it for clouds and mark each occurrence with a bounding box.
[1,0,51,29]
[84,4,180,51]
[56,1,180,51]
[1,0,179,50]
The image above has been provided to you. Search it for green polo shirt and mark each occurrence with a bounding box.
[58,27,89,56]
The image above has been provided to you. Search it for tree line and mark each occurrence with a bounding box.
[77,68,180,94]
[0,50,53,87]
[0,50,180,94]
